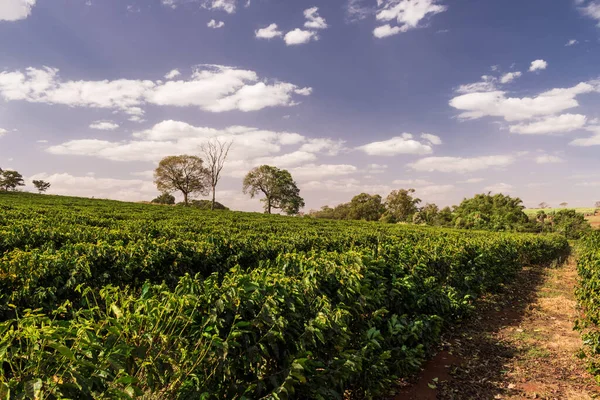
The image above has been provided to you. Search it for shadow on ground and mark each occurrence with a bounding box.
[392,264,551,400]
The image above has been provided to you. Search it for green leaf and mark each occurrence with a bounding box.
[25,378,42,400]
[110,304,123,319]
[49,342,76,361]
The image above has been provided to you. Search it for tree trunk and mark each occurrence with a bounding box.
[211,185,216,210]
[183,191,188,205]
[267,197,272,214]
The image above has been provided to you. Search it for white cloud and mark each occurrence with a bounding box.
[0,65,311,114]
[284,29,318,45]
[37,139,48,143]
[203,0,237,13]
[535,154,564,164]
[529,59,548,72]
[207,19,225,28]
[566,39,578,46]
[420,133,442,145]
[357,133,437,156]
[374,0,447,38]
[449,82,596,121]
[509,113,587,135]
[290,164,357,181]
[484,182,514,193]
[346,0,374,21]
[256,23,282,39]
[164,69,181,79]
[254,151,317,168]
[299,138,345,155]
[0,0,36,21]
[0,128,7,137]
[415,184,454,197]
[373,24,402,38]
[455,75,497,94]
[89,121,119,131]
[366,163,388,174]
[569,126,600,146]
[409,155,515,173]
[28,172,157,202]
[579,1,600,25]
[459,178,484,183]
[304,7,328,29]
[392,178,433,186]
[500,71,522,84]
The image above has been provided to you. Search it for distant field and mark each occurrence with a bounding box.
[524,207,600,229]
[524,207,597,216]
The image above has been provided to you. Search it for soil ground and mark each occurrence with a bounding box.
[393,258,600,399]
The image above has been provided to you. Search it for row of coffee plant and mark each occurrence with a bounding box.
[0,193,569,398]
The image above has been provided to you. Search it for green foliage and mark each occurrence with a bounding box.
[551,209,592,239]
[453,193,529,231]
[0,169,25,191]
[151,192,176,205]
[32,180,51,194]
[243,165,305,215]
[0,192,569,399]
[154,155,210,205]
[575,231,600,377]
[187,199,229,210]
[346,193,386,221]
[383,189,421,223]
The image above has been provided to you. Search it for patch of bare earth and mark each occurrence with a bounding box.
[392,258,600,399]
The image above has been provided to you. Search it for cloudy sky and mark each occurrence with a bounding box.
[1,0,600,211]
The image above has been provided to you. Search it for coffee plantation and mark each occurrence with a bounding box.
[0,192,570,399]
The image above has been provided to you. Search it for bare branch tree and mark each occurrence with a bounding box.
[201,139,233,210]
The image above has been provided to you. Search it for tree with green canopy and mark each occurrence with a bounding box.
[243,165,304,215]
[154,155,210,205]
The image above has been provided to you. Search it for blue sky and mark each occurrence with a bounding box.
[1,0,600,211]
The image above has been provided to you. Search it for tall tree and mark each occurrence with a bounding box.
[538,202,549,209]
[560,202,568,208]
[347,193,386,221]
[201,139,233,210]
[383,188,421,223]
[154,155,210,205]
[243,165,304,215]
[32,180,51,194]
[0,169,25,191]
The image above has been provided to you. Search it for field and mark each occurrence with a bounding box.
[524,207,598,216]
[0,192,571,399]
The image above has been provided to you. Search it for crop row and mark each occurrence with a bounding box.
[575,231,600,380]
[0,193,570,398]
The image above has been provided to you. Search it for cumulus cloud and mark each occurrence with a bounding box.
[164,69,181,80]
[578,1,600,25]
[299,138,345,155]
[420,133,442,145]
[304,7,328,29]
[500,71,522,84]
[0,65,311,115]
[373,0,447,38]
[284,29,318,45]
[458,178,484,183]
[529,59,548,72]
[290,164,358,181]
[207,19,225,28]
[509,114,587,135]
[373,24,402,38]
[449,82,597,121]
[409,155,515,173]
[346,0,374,21]
[89,121,119,131]
[392,178,433,186]
[569,126,600,146]
[0,0,36,21]
[357,133,438,156]
[255,23,282,39]
[566,39,578,46]
[28,172,157,202]
[0,128,8,137]
[535,154,564,164]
